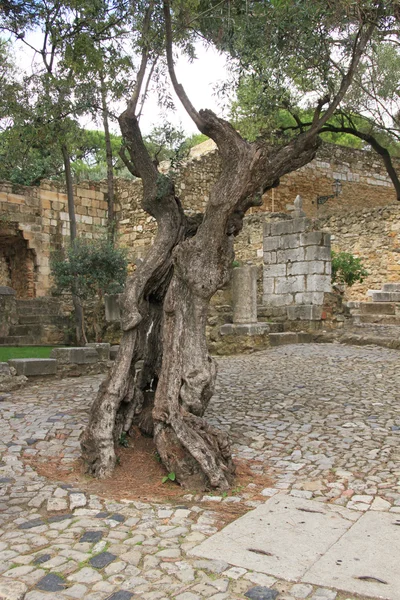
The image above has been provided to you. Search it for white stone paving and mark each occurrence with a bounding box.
[0,343,399,599]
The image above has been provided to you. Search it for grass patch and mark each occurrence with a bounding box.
[0,346,55,362]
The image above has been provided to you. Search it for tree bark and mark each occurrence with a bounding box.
[100,74,116,241]
[61,143,87,346]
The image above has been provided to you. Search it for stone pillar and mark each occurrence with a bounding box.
[263,208,332,321]
[232,265,258,324]
[105,294,121,322]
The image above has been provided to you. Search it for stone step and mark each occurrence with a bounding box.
[359,302,396,315]
[371,292,400,302]
[256,319,285,332]
[268,332,313,346]
[8,358,57,376]
[0,335,36,346]
[9,324,39,336]
[382,283,400,292]
[351,314,400,325]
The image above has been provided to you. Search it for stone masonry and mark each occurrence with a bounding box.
[263,215,331,320]
[1,139,398,299]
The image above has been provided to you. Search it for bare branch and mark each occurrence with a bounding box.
[128,1,154,115]
[163,0,205,132]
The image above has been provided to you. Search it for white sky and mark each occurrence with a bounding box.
[14,34,231,136]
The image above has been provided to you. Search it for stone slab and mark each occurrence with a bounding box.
[371,292,400,302]
[382,283,400,292]
[85,342,110,360]
[8,358,57,376]
[0,363,11,376]
[50,347,99,364]
[190,496,356,581]
[105,294,121,322]
[220,323,270,336]
[0,286,16,296]
[302,510,400,600]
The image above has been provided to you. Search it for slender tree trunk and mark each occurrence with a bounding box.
[61,143,87,347]
[100,74,116,241]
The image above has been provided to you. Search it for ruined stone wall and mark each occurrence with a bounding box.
[0,180,108,297]
[318,203,400,300]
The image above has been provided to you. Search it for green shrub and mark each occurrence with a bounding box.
[331,251,369,287]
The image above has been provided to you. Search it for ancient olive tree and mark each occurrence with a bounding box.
[81,0,382,490]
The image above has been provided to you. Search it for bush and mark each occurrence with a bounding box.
[331,251,369,288]
[51,238,128,301]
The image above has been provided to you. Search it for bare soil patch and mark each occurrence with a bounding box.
[27,427,274,521]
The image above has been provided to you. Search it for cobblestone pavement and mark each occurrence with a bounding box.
[0,343,399,600]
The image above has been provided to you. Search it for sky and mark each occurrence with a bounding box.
[14,33,232,137]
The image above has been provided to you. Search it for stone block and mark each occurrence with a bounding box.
[306,274,331,293]
[324,261,332,275]
[263,251,277,265]
[305,246,331,261]
[50,347,99,364]
[263,236,281,252]
[275,276,305,294]
[291,217,311,233]
[300,232,323,246]
[220,323,270,336]
[360,302,395,315]
[371,291,400,302]
[287,261,324,276]
[264,264,286,278]
[0,362,11,376]
[263,277,275,294]
[286,305,322,321]
[85,343,110,360]
[277,247,305,263]
[295,292,324,305]
[0,286,16,296]
[263,222,271,237]
[263,293,293,307]
[8,358,57,376]
[281,233,301,250]
[382,283,400,292]
[269,332,299,346]
[270,220,294,236]
[105,294,121,322]
[110,345,120,360]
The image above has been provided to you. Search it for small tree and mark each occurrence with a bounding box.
[51,238,128,342]
[331,251,369,289]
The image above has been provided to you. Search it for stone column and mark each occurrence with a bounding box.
[232,265,258,324]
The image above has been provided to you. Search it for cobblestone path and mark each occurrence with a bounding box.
[0,343,399,600]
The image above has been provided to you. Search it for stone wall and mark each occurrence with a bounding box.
[1,138,398,299]
[0,179,108,297]
[318,203,400,300]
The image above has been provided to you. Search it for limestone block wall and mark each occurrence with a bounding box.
[318,203,400,300]
[263,217,332,309]
[0,180,108,297]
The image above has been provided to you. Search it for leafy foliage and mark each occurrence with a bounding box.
[50,238,128,301]
[331,251,369,287]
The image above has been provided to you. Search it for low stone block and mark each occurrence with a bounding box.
[8,358,57,377]
[382,283,400,292]
[281,233,301,250]
[291,217,311,233]
[264,264,286,278]
[0,363,11,376]
[287,305,322,321]
[277,247,305,262]
[263,235,281,252]
[263,293,294,307]
[269,332,298,346]
[0,286,16,296]
[263,277,275,294]
[295,292,324,305]
[371,291,400,302]
[263,251,277,265]
[220,323,270,336]
[85,343,110,360]
[110,345,119,360]
[360,302,395,315]
[51,347,99,364]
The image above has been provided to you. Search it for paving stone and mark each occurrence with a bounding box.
[18,519,45,530]
[33,554,51,565]
[80,531,103,543]
[89,552,117,569]
[68,567,102,584]
[0,579,28,600]
[106,592,134,600]
[36,573,67,592]
[290,584,313,598]
[69,493,87,509]
[245,588,279,600]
